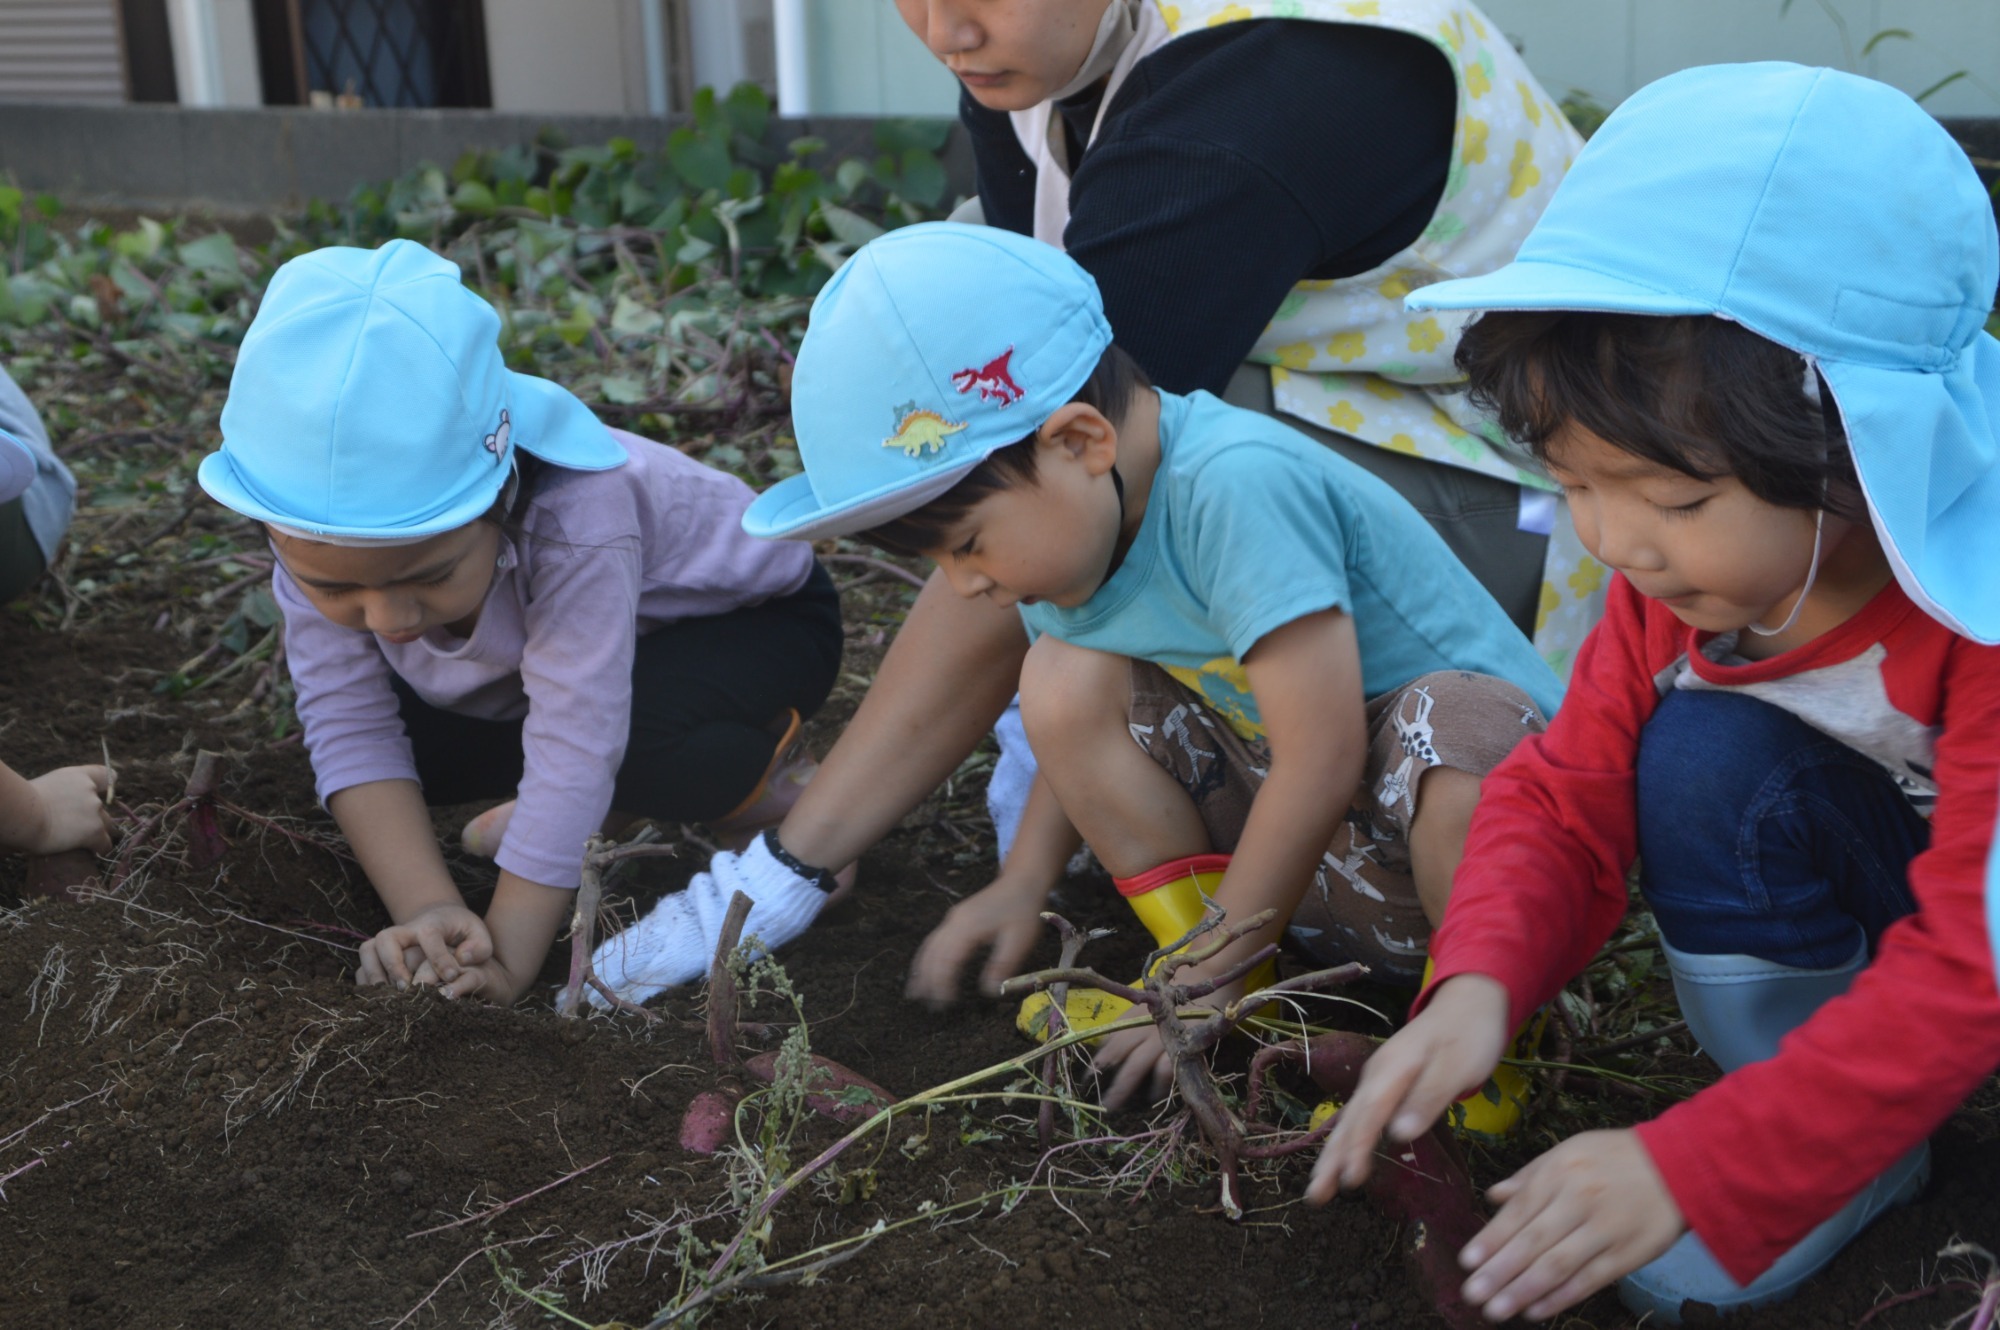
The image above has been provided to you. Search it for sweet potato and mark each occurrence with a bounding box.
[743,1051,895,1123]
[679,1089,738,1156]
[1280,1032,1487,1330]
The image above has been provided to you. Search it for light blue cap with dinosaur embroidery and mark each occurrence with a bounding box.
[199,239,626,542]
[744,222,1113,541]
[1410,63,2000,645]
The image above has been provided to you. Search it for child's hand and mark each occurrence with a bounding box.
[1092,1020,1176,1108]
[416,955,529,1005]
[1456,1129,1684,1321]
[906,874,1051,1006]
[356,904,493,992]
[19,765,114,855]
[1091,977,1241,1109]
[1308,973,1511,1199]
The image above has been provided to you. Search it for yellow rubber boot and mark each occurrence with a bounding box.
[1017,854,1276,1041]
[1422,957,1539,1140]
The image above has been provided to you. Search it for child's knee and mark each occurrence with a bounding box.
[1018,638,1130,750]
[1636,690,1830,836]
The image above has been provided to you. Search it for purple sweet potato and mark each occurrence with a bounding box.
[679,1090,738,1156]
[743,1051,895,1123]
[1289,1032,1487,1329]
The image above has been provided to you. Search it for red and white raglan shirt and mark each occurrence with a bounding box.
[1423,573,2000,1283]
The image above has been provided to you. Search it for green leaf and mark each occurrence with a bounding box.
[819,204,883,247]
[834,159,870,198]
[667,127,734,192]
[1914,70,1969,103]
[1860,27,1913,56]
[610,293,664,337]
[112,217,166,261]
[241,587,282,629]
[873,118,951,155]
[598,373,648,404]
[452,180,497,215]
[723,81,771,143]
[0,185,21,230]
[674,234,716,264]
[895,149,947,207]
[176,231,242,276]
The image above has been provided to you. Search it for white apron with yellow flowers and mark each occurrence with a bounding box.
[1011,0,1608,678]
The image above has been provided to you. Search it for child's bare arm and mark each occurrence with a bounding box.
[0,761,112,855]
[777,570,1029,871]
[1096,609,1367,1105]
[427,871,572,1005]
[331,779,490,989]
[907,774,1079,1004]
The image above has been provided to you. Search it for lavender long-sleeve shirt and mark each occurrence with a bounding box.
[276,429,815,888]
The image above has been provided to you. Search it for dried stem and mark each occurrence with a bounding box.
[557,828,679,1021]
[404,1157,608,1239]
[706,891,753,1069]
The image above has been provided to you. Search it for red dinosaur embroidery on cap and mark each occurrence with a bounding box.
[951,347,1024,407]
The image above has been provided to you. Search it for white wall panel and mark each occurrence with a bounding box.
[0,0,124,103]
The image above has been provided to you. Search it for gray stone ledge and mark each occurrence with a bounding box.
[0,103,974,214]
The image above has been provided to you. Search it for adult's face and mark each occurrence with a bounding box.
[894,0,1113,112]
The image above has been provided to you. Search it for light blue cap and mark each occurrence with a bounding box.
[744,222,1113,541]
[199,239,625,541]
[0,426,35,506]
[1409,63,2000,645]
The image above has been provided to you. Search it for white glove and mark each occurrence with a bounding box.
[587,835,830,1008]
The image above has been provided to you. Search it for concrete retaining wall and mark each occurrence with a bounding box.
[0,101,1990,218]
[0,102,975,213]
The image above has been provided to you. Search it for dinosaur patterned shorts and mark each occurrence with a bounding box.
[1126,663,1547,985]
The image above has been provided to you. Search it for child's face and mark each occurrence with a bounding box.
[273,521,504,643]
[919,410,1125,610]
[894,0,1111,111]
[1546,423,1828,635]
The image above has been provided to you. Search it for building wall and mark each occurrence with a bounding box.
[794,0,1996,119]
[799,0,957,116]
[482,0,649,114]
[0,0,127,103]
[1427,0,1995,119]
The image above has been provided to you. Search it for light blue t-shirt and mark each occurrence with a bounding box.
[1020,390,1562,738]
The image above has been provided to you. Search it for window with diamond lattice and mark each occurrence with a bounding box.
[296,0,489,108]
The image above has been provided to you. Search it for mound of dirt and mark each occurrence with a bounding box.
[1,621,1995,1330]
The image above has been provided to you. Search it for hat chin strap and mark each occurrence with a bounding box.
[1746,503,1825,638]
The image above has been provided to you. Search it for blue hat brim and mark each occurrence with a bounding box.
[199,370,625,540]
[1408,259,1714,318]
[1410,261,2000,647]
[1821,341,2000,645]
[743,455,983,542]
[0,427,37,506]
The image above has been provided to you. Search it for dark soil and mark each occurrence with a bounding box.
[1,615,1996,1330]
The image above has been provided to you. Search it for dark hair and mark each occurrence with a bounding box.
[858,342,1153,557]
[1455,311,1863,519]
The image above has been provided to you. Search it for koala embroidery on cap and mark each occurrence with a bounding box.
[883,405,967,458]
[483,409,512,462]
[951,348,1024,406]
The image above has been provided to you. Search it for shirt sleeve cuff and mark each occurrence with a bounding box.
[312,754,421,807]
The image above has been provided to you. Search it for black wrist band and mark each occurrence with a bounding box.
[762,829,838,894]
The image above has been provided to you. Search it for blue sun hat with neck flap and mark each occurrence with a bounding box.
[199,239,626,543]
[743,222,1113,541]
[1406,62,2000,646]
